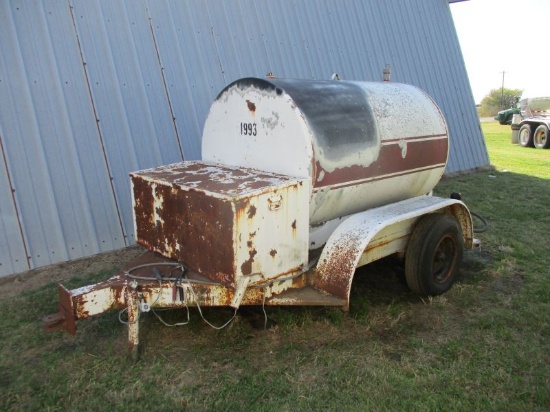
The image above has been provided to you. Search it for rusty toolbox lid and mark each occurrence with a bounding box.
[130,161,306,199]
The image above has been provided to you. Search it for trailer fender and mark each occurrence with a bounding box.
[315,196,473,310]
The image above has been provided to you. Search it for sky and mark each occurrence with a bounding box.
[450,0,549,104]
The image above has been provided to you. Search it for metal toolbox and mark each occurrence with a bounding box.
[130,161,310,288]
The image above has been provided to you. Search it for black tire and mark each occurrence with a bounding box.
[533,125,550,149]
[518,124,534,147]
[405,214,464,296]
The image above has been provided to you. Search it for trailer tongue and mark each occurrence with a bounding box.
[43,77,476,357]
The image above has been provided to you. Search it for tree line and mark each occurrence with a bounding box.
[478,88,523,117]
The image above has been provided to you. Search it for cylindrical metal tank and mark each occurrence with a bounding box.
[202,77,448,224]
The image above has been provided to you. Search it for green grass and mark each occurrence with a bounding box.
[482,122,550,179]
[2,121,550,411]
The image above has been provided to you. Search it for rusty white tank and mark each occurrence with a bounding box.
[202,77,449,225]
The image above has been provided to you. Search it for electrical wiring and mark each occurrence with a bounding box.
[118,256,315,331]
[185,284,238,330]
[151,302,191,327]
[119,262,239,330]
[123,263,222,286]
[118,306,139,325]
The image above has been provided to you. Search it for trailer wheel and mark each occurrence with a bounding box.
[518,124,534,147]
[533,125,550,149]
[405,214,463,296]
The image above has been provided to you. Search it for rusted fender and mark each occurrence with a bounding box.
[315,195,473,310]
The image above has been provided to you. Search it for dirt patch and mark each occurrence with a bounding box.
[0,246,145,299]
[459,249,493,277]
[489,269,525,295]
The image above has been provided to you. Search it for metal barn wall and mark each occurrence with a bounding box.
[0,0,488,277]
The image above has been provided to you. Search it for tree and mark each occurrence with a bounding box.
[478,88,523,117]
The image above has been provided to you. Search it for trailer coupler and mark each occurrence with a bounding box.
[41,254,199,355]
[42,284,77,335]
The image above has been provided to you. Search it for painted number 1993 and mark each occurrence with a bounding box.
[240,122,257,136]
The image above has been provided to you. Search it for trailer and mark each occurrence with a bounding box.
[43,77,477,357]
[515,93,550,149]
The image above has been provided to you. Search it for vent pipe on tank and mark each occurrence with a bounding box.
[383,64,391,82]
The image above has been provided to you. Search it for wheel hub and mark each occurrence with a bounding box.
[432,235,457,283]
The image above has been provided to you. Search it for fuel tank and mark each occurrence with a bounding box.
[519,90,550,118]
[202,77,448,224]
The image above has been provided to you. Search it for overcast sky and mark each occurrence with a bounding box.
[450,0,549,103]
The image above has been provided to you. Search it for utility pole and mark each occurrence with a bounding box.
[500,70,506,109]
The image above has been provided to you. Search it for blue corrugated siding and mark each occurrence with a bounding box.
[0,123,29,275]
[0,0,488,277]
[70,0,186,244]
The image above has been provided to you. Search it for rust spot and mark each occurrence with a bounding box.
[316,233,361,300]
[131,173,236,287]
[236,199,249,221]
[241,249,257,275]
[247,205,256,219]
[247,241,253,248]
[270,249,277,257]
[246,99,256,113]
[291,220,297,230]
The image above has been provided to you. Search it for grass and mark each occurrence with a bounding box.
[1,121,550,411]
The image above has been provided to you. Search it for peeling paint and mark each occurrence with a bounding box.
[202,78,449,226]
[241,249,257,276]
[131,161,309,288]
